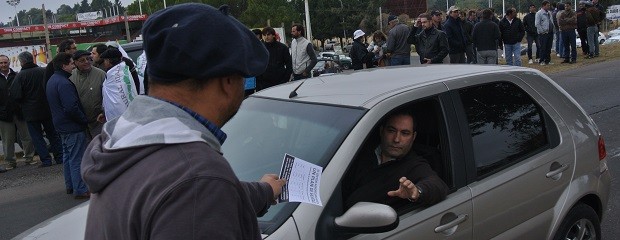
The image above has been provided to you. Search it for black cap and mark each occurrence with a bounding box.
[142,3,268,82]
[100,49,122,59]
[431,10,442,16]
[72,50,91,60]
[388,15,398,22]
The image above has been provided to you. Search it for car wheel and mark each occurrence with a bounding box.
[343,64,350,70]
[599,39,605,44]
[553,203,600,240]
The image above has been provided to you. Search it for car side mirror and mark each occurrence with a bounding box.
[334,202,399,233]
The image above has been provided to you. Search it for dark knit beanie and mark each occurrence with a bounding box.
[142,3,268,82]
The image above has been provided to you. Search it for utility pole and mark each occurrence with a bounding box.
[124,11,131,42]
[42,4,51,63]
[6,0,21,26]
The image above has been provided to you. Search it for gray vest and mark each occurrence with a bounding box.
[291,37,311,74]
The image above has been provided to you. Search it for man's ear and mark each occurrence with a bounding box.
[412,131,417,142]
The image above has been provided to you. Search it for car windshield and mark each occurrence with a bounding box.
[221,97,365,232]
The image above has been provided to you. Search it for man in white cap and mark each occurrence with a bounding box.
[350,29,371,70]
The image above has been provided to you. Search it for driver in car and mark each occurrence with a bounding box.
[342,110,448,210]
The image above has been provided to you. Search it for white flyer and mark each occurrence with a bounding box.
[278,153,323,206]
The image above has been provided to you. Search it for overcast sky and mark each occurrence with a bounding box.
[1,0,130,25]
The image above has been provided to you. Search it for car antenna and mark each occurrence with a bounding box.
[289,80,306,98]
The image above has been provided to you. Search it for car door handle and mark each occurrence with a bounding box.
[546,164,570,178]
[434,214,468,233]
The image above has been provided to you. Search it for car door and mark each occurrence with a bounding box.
[346,88,473,240]
[446,73,574,239]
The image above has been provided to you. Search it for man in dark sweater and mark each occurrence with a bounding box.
[46,52,90,199]
[10,52,63,167]
[473,9,501,64]
[443,6,467,63]
[499,8,526,66]
[523,4,540,64]
[342,110,448,211]
[256,27,292,91]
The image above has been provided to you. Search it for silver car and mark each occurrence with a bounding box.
[15,65,610,240]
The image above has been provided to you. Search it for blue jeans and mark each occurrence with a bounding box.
[561,30,577,61]
[26,120,62,165]
[526,34,540,60]
[390,55,410,66]
[587,26,599,56]
[60,131,89,195]
[504,43,522,66]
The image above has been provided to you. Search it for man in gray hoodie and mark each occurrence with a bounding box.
[81,3,286,239]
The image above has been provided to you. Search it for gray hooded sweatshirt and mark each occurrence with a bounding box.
[81,96,274,240]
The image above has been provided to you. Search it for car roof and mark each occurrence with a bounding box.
[121,41,143,51]
[254,65,534,108]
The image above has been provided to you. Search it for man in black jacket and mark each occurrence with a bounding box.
[443,6,467,63]
[499,8,526,66]
[342,110,448,210]
[523,4,540,64]
[473,9,501,64]
[408,13,449,64]
[10,52,63,168]
[256,27,292,91]
[0,55,35,170]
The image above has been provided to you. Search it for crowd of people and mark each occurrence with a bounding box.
[348,0,607,68]
[0,38,142,200]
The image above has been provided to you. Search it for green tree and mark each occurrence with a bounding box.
[79,0,92,13]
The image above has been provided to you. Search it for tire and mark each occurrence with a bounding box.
[343,64,350,70]
[553,203,600,240]
[599,39,605,45]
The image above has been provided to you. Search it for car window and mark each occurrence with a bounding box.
[458,82,550,178]
[221,97,365,231]
[341,97,452,214]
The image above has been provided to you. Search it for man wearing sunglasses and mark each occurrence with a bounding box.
[69,50,107,138]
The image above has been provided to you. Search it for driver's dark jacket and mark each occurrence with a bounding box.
[350,39,368,70]
[342,147,448,210]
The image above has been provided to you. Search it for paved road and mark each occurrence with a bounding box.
[0,60,618,239]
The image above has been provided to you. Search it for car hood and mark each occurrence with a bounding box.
[12,202,89,239]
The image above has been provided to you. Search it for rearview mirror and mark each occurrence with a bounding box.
[334,202,399,233]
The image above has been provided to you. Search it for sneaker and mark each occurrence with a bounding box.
[556,54,561,57]
[535,58,540,63]
[540,62,547,66]
[6,163,17,170]
[585,55,594,59]
[570,60,576,64]
[561,59,570,63]
[528,59,533,64]
[24,159,38,165]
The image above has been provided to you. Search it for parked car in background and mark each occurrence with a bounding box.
[15,65,611,240]
[319,51,352,70]
[603,35,620,45]
[343,43,353,53]
[576,31,607,48]
[607,27,620,37]
[324,40,338,51]
[311,59,343,77]
[120,41,143,62]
